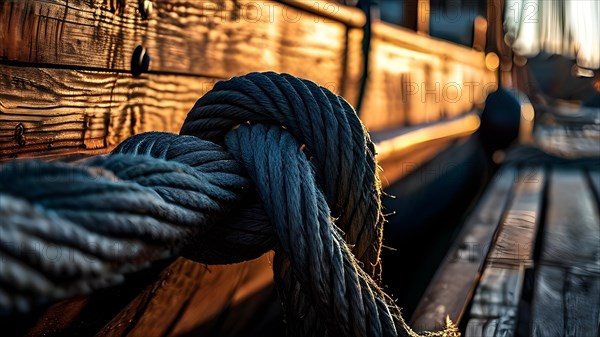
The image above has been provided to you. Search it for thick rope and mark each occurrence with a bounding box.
[0,72,457,336]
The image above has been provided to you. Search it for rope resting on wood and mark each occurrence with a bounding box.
[0,72,458,337]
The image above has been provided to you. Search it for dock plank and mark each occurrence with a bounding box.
[469,264,524,319]
[410,166,517,331]
[532,266,600,337]
[564,269,600,337]
[487,168,545,264]
[464,168,544,337]
[531,266,564,337]
[541,169,600,268]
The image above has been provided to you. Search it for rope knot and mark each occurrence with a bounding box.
[0,72,458,337]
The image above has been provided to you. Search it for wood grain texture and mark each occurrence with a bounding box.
[0,64,218,159]
[359,22,497,131]
[532,265,600,337]
[281,0,365,27]
[541,169,600,268]
[487,168,545,264]
[410,166,517,331]
[0,0,348,91]
[469,264,523,318]
[97,254,274,337]
[341,27,364,108]
[465,264,523,337]
[464,168,545,336]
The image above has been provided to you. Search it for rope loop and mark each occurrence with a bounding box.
[0,72,457,337]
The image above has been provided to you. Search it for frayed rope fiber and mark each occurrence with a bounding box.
[0,72,458,337]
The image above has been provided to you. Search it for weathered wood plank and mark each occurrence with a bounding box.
[563,268,600,337]
[487,167,545,263]
[535,122,600,158]
[465,312,518,337]
[532,265,600,337]
[169,252,276,336]
[372,112,480,186]
[97,254,275,337]
[410,166,517,331]
[464,168,544,336]
[531,265,564,337]
[359,22,497,130]
[280,0,365,27]
[0,64,217,159]
[341,27,364,108]
[541,169,600,268]
[464,264,523,337]
[469,263,524,318]
[0,0,349,91]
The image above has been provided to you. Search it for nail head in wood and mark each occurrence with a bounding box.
[131,45,150,77]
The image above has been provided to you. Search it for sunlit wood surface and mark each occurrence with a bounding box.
[0,0,364,160]
[360,22,497,131]
[0,0,348,85]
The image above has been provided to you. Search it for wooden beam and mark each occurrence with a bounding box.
[373,112,480,162]
[0,64,218,160]
[465,168,545,337]
[360,22,497,130]
[540,169,600,267]
[532,266,600,337]
[486,168,545,264]
[465,264,523,337]
[530,169,600,336]
[410,166,517,331]
[0,0,348,90]
[280,0,366,27]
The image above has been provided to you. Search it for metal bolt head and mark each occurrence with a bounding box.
[131,45,150,77]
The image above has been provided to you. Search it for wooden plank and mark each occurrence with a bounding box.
[487,167,545,263]
[469,263,524,319]
[532,265,600,337]
[410,166,517,331]
[535,123,600,158]
[563,268,600,337]
[465,264,523,337]
[97,257,251,337]
[341,27,364,108]
[373,112,480,162]
[280,0,365,27]
[465,313,518,337]
[359,22,497,130]
[0,64,218,159]
[464,168,544,336]
[531,265,564,337]
[541,169,600,268]
[0,0,348,91]
[169,252,275,336]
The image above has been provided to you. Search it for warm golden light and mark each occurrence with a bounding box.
[485,53,500,71]
[375,113,481,162]
[522,103,535,122]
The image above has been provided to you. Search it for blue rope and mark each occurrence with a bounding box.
[0,72,457,337]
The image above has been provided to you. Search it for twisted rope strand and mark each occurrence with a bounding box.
[0,72,458,336]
